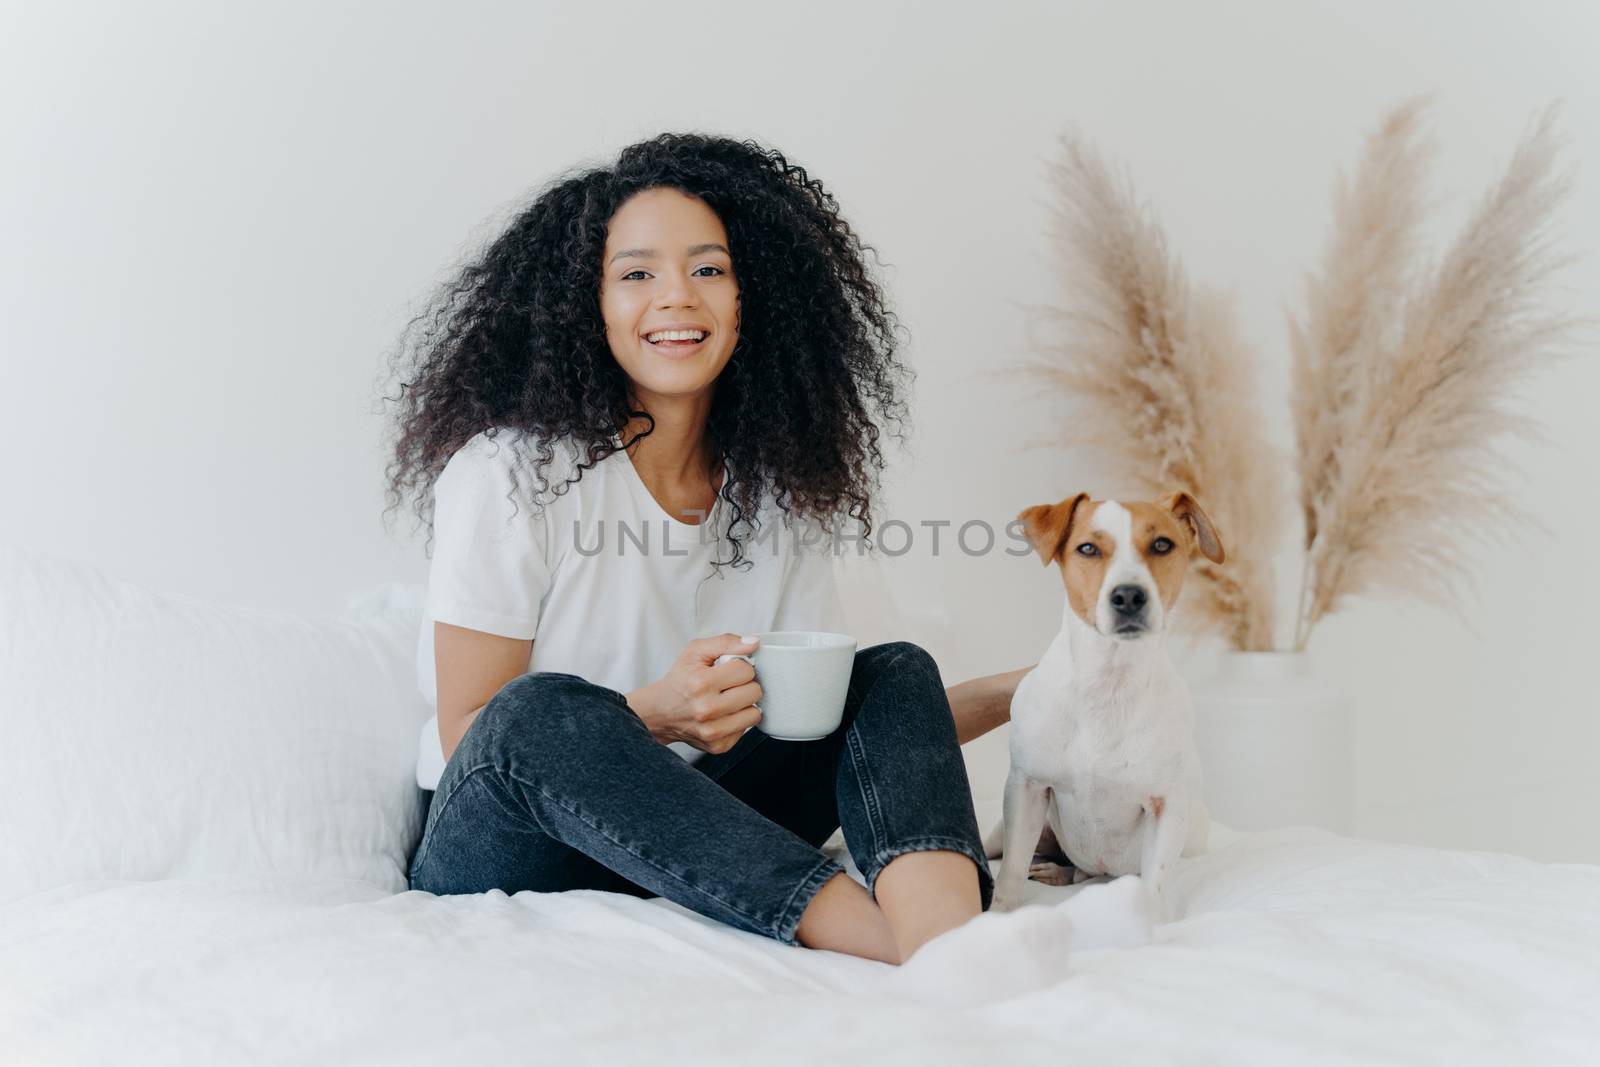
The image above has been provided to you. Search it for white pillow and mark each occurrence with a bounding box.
[0,545,431,902]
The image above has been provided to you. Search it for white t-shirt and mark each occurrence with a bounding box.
[414,428,849,791]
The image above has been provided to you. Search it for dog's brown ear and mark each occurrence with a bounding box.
[1017,492,1090,566]
[1162,490,1225,564]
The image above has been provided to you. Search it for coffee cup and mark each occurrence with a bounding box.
[714,631,857,740]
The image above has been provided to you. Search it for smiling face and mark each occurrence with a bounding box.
[1018,492,1226,640]
[599,187,742,406]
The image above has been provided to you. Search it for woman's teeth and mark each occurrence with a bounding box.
[645,330,707,349]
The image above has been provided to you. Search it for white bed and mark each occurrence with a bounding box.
[3,546,1597,1065]
[7,824,1598,1065]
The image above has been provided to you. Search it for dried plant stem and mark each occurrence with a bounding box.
[1288,97,1434,650]
[1293,103,1579,648]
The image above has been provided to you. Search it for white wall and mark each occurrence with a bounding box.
[4,1,1596,861]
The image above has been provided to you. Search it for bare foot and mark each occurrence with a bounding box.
[886,874,1154,1005]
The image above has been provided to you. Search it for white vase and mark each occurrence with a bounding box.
[1190,651,1352,835]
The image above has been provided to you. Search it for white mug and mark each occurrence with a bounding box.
[714,631,858,740]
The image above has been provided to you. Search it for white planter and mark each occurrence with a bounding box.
[1190,651,1352,835]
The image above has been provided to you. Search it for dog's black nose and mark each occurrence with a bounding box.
[1109,584,1148,615]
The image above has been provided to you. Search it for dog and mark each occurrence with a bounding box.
[986,490,1224,929]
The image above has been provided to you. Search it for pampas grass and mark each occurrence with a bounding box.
[1016,133,1285,651]
[1292,102,1582,649]
[1016,101,1584,653]
[1289,97,1433,569]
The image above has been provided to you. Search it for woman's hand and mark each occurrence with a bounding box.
[625,634,763,754]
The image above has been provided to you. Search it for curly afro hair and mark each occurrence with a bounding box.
[380,131,914,573]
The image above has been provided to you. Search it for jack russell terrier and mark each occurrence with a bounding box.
[987,490,1224,929]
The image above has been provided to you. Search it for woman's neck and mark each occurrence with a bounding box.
[620,392,721,493]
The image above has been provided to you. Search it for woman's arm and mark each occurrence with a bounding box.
[435,621,534,764]
[945,664,1033,745]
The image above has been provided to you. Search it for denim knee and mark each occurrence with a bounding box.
[460,671,645,770]
[856,640,941,680]
[850,641,945,710]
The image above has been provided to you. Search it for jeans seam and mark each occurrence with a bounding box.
[773,854,847,947]
[410,759,506,879]
[500,765,804,938]
[843,723,888,858]
[840,642,923,860]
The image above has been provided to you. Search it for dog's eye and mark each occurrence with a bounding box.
[1150,537,1175,555]
[1075,542,1099,557]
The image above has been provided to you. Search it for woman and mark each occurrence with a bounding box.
[384,132,1030,965]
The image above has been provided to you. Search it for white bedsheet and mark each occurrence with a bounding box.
[3,825,1597,1066]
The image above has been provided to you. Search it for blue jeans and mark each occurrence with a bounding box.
[406,641,994,945]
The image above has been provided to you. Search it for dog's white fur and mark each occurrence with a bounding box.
[987,499,1212,928]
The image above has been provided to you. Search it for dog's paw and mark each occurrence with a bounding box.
[1027,861,1076,886]
[990,886,1024,913]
